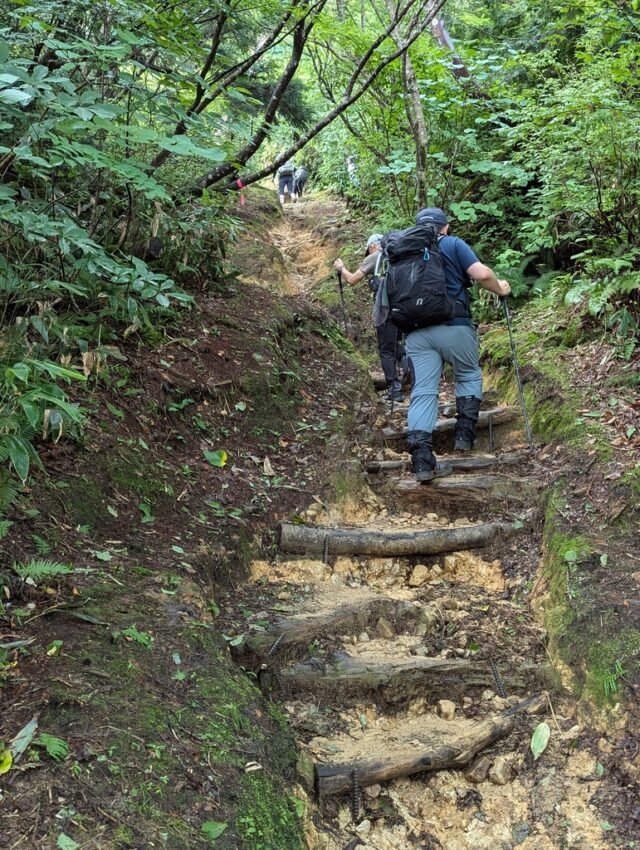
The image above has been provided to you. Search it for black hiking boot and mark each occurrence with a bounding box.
[454,395,482,451]
[399,355,412,389]
[386,381,403,402]
[407,430,453,484]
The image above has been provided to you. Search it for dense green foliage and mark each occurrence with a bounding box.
[308,0,640,332]
[1,0,638,507]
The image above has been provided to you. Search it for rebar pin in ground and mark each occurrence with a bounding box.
[490,658,508,698]
[269,667,285,698]
[488,411,494,453]
[350,768,360,822]
[322,534,330,564]
[268,633,284,657]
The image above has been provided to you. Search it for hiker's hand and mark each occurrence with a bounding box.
[334,259,345,272]
[496,279,511,297]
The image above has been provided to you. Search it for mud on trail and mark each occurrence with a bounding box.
[1,192,638,849]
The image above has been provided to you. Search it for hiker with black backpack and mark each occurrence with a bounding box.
[276,159,296,206]
[293,165,308,200]
[334,234,408,402]
[375,207,511,482]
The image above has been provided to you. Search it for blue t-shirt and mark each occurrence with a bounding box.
[438,235,478,324]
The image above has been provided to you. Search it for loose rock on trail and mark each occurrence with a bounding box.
[226,197,629,850]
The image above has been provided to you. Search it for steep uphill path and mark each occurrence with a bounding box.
[1,192,636,850]
[225,196,638,850]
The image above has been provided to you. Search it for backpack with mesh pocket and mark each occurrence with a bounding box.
[383,224,457,332]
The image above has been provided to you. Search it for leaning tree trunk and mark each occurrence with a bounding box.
[402,51,429,206]
[386,0,430,206]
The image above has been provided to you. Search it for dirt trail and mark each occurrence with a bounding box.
[231,197,630,850]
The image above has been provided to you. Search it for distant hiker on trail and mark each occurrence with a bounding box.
[334,234,408,402]
[293,165,308,200]
[378,207,511,483]
[276,158,296,206]
[346,155,359,188]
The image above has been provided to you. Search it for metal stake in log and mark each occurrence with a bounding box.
[500,297,534,451]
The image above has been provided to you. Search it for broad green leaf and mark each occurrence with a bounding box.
[204,449,228,468]
[531,721,551,761]
[10,716,38,760]
[46,640,64,657]
[35,733,69,761]
[26,359,86,383]
[0,88,33,105]
[57,835,80,850]
[6,362,30,383]
[201,821,227,844]
[5,435,30,481]
[0,748,12,774]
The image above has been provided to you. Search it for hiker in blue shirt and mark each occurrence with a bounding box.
[404,207,511,482]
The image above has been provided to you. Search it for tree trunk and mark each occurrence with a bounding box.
[402,51,429,206]
[279,518,522,557]
[386,0,430,205]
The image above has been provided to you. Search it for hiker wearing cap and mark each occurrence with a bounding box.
[334,234,407,402]
[400,207,511,481]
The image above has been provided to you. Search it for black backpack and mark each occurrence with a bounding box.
[383,224,458,332]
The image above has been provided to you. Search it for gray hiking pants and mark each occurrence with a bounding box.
[405,323,482,433]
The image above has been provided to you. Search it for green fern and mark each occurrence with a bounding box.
[12,560,72,581]
[0,520,12,540]
[0,472,18,513]
[34,733,69,761]
[32,534,52,555]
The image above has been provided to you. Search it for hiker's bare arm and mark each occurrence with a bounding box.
[467,261,511,297]
[333,259,365,286]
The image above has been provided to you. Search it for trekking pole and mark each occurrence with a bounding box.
[336,271,349,336]
[500,296,534,451]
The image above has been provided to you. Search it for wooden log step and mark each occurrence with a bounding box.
[365,451,527,474]
[382,406,518,442]
[279,651,530,703]
[232,594,422,665]
[394,473,537,504]
[314,694,545,795]
[279,517,523,557]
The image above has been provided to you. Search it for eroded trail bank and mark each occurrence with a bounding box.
[0,192,365,849]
